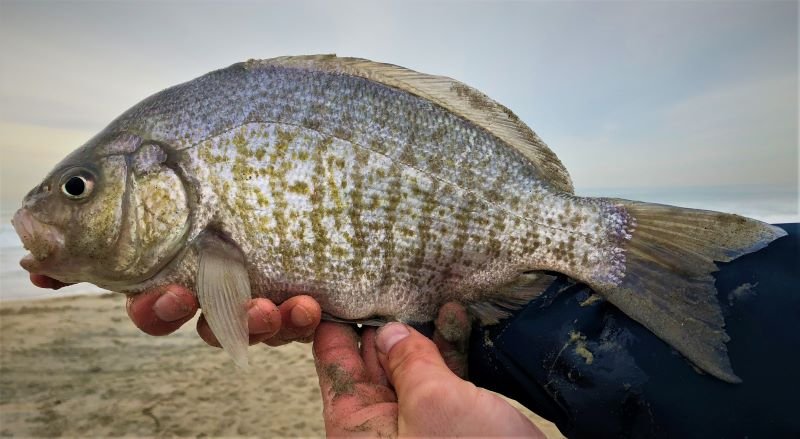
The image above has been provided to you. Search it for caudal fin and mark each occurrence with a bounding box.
[596,200,786,383]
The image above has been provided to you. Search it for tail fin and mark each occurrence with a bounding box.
[595,200,786,383]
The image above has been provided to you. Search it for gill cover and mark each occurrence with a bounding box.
[118,142,191,282]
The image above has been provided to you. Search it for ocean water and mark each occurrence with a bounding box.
[1,184,797,302]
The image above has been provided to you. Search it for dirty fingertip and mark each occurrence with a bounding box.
[435,302,470,343]
[153,290,194,322]
[290,304,313,327]
[247,300,281,335]
[197,314,221,348]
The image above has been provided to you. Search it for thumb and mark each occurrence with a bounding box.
[375,322,459,398]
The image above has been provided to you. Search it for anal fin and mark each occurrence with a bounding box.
[468,271,556,325]
[196,233,252,369]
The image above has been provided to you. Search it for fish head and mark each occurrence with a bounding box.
[12,133,190,289]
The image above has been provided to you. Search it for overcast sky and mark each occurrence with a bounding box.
[0,0,797,206]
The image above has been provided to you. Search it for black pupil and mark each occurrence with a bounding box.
[65,177,85,196]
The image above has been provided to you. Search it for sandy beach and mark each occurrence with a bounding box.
[0,293,563,438]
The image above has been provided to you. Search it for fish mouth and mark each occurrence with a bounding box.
[11,208,64,273]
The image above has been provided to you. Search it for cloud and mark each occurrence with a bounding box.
[0,0,796,205]
[550,72,798,190]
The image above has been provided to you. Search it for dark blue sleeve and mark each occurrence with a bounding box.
[468,223,800,439]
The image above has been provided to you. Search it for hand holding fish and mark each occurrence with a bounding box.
[30,274,321,345]
[127,285,322,346]
[313,319,544,437]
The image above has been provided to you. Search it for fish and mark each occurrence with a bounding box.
[12,55,786,382]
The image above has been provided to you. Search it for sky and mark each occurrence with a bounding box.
[0,0,797,210]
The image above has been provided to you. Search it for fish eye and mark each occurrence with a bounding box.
[59,170,95,200]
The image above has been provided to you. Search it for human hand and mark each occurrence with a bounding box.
[29,273,322,346]
[312,306,544,437]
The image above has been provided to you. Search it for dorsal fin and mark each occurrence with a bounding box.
[249,55,574,194]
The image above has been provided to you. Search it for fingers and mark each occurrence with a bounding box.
[247,299,283,343]
[361,328,388,387]
[375,322,457,399]
[126,285,198,336]
[432,302,471,378]
[196,298,282,347]
[126,284,319,346]
[29,273,72,290]
[197,295,320,348]
[313,322,365,383]
[374,322,545,438]
[312,322,367,409]
[313,322,397,436]
[263,295,322,346]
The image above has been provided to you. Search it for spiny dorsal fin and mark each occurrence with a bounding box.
[252,55,574,194]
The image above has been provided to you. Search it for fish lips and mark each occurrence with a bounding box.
[11,208,65,274]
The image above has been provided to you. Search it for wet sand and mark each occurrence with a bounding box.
[0,293,563,437]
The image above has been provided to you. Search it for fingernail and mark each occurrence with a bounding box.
[376,323,410,354]
[248,303,279,334]
[290,305,313,327]
[153,290,190,322]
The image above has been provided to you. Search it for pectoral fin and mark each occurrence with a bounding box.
[196,234,251,369]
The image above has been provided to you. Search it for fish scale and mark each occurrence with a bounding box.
[13,55,785,380]
[185,121,537,320]
[183,108,612,320]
